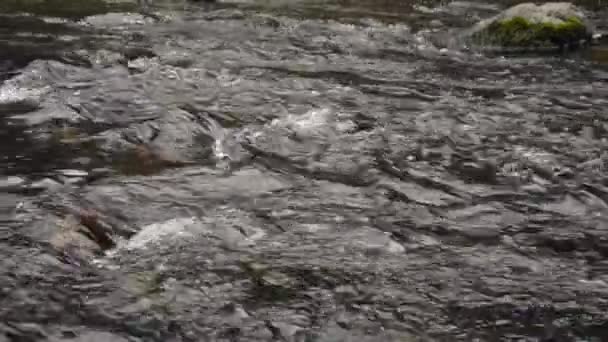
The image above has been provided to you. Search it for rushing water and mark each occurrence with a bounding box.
[1,0,608,341]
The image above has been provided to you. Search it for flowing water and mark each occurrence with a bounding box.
[1,0,608,341]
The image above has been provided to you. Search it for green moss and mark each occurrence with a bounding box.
[475,15,589,48]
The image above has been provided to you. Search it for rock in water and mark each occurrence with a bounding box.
[465,2,593,50]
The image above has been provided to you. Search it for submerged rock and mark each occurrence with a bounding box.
[466,2,593,50]
[0,176,25,191]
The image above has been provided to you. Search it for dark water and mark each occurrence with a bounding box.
[1,0,608,341]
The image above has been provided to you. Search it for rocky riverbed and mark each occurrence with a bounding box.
[1,0,608,341]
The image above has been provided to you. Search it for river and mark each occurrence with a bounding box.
[1,0,608,341]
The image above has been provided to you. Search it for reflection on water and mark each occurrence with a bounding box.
[0,0,136,18]
[0,119,105,176]
[591,46,608,64]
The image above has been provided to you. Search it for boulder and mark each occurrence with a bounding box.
[466,2,593,50]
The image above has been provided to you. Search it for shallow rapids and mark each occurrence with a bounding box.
[1,0,608,341]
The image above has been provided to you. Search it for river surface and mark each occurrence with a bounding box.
[1,0,608,341]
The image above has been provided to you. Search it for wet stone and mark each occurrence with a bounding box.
[266,321,303,340]
[80,13,151,28]
[48,215,103,258]
[27,178,63,192]
[127,57,154,73]
[57,169,88,178]
[158,50,195,68]
[0,176,25,191]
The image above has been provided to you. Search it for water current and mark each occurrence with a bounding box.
[1,0,608,341]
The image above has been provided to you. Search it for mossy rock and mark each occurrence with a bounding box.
[466,2,593,50]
